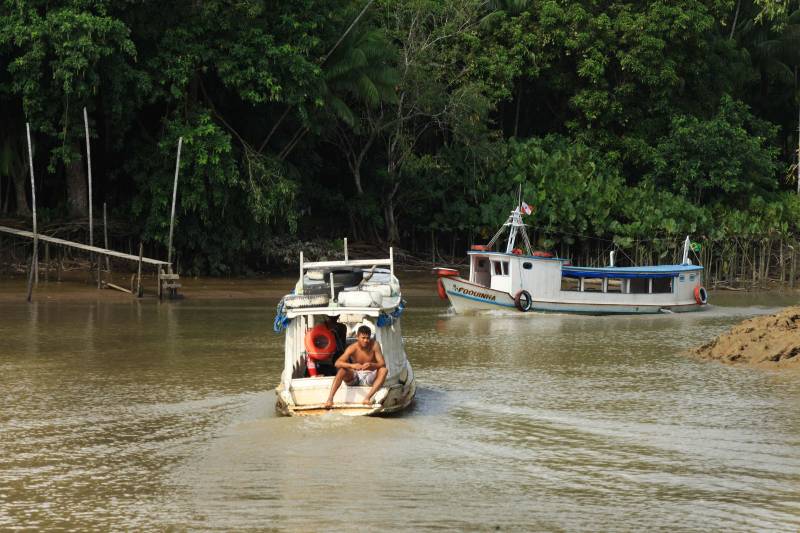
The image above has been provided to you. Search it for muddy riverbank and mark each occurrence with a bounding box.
[692,306,800,371]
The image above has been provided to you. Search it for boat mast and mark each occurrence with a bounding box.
[485,189,534,255]
[681,236,691,265]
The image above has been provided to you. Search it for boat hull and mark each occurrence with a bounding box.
[440,276,704,315]
[275,366,416,417]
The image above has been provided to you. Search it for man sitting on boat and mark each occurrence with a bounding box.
[324,325,388,408]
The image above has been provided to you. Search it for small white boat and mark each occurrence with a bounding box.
[274,241,416,416]
[435,204,709,315]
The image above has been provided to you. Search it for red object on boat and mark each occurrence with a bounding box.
[305,324,336,362]
[470,244,490,251]
[437,278,447,300]
[532,250,554,258]
[512,248,523,255]
[433,267,459,277]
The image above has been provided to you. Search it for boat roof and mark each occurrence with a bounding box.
[563,264,703,279]
[467,251,566,261]
[285,306,383,319]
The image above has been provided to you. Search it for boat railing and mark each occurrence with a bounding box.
[299,238,394,279]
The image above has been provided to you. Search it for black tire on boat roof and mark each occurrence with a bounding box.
[302,269,364,296]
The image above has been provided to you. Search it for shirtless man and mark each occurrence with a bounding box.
[324,325,388,408]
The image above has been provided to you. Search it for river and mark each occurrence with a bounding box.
[1,276,798,530]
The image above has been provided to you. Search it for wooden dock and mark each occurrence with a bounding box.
[0,225,180,299]
[0,225,169,266]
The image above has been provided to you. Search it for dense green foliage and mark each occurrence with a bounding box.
[1,0,799,273]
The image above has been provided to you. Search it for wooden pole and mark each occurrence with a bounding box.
[83,107,94,273]
[25,123,37,303]
[137,242,143,297]
[45,242,49,283]
[103,202,110,273]
[167,137,183,273]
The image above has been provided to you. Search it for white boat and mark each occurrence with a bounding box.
[435,204,709,315]
[274,241,416,416]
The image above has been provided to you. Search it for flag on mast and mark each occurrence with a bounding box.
[521,202,533,215]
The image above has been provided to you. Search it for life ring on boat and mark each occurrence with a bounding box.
[512,248,523,255]
[514,290,533,312]
[437,278,447,300]
[694,286,708,305]
[305,324,336,361]
[532,251,553,258]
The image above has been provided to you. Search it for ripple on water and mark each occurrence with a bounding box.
[1,287,799,530]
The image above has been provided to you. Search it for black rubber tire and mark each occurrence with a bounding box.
[303,269,364,295]
[514,290,532,312]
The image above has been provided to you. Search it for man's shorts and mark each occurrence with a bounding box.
[347,369,377,386]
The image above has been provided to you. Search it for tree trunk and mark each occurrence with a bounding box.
[11,168,30,216]
[384,197,400,243]
[66,145,88,218]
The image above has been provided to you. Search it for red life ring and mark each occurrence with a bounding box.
[437,278,447,300]
[532,251,553,258]
[305,323,336,361]
[512,248,523,255]
[694,286,708,305]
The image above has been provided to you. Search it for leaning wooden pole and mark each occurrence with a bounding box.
[25,122,37,302]
[167,137,182,274]
[83,107,94,264]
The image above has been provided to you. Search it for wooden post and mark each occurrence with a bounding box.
[103,202,110,273]
[83,108,94,278]
[344,237,348,262]
[791,245,797,289]
[136,242,143,297]
[167,137,183,273]
[57,248,62,282]
[25,123,37,302]
[158,266,163,300]
[44,242,49,283]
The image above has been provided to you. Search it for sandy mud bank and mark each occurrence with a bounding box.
[692,307,800,370]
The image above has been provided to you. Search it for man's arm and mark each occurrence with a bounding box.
[365,341,386,370]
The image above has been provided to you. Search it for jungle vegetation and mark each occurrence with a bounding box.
[1,0,800,283]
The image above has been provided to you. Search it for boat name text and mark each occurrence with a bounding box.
[455,286,496,301]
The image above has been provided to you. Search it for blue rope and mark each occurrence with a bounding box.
[273,295,292,334]
[377,299,406,327]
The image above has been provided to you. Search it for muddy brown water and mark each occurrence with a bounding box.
[1,276,799,530]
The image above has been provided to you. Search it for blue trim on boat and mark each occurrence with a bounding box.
[562,264,703,279]
[446,290,516,308]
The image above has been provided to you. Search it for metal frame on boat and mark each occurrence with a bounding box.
[436,203,709,315]
[275,240,416,416]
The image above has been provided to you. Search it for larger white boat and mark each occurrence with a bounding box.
[274,241,416,416]
[435,204,709,315]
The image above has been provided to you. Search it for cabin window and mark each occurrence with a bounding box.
[561,277,580,291]
[606,278,623,293]
[493,260,509,276]
[582,278,604,292]
[629,278,650,294]
[652,277,673,293]
[523,262,532,270]
[478,260,487,268]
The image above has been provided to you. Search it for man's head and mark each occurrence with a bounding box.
[356,325,372,347]
[324,315,339,327]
